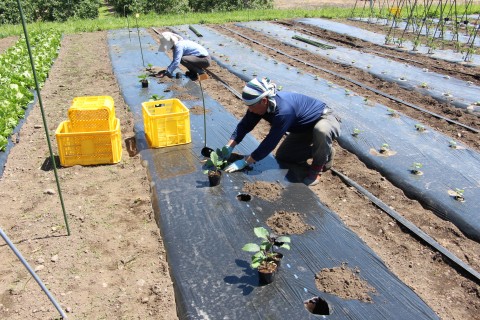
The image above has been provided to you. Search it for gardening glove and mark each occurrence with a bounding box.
[223,145,234,159]
[224,159,247,173]
[157,70,172,78]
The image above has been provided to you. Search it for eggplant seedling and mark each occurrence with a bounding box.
[449,140,458,149]
[410,162,423,175]
[202,149,228,174]
[352,128,362,137]
[242,227,291,269]
[387,108,399,117]
[415,124,426,132]
[149,94,165,102]
[420,82,429,88]
[138,73,149,88]
[453,188,465,202]
[380,143,390,153]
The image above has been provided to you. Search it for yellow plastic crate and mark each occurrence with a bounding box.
[142,99,191,148]
[56,117,122,166]
[68,96,116,132]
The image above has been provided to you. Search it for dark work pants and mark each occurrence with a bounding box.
[181,55,211,74]
[275,113,341,167]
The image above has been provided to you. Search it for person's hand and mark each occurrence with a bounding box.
[156,70,167,78]
[224,159,248,173]
[156,70,172,78]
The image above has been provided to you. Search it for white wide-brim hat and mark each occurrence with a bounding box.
[158,32,183,52]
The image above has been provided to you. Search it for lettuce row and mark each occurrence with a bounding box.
[0,29,61,151]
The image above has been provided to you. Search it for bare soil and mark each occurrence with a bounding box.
[315,264,377,303]
[1,1,479,319]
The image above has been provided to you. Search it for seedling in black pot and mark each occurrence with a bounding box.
[138,73,149,88]
[202,147,230,187]
[242,227,291,285]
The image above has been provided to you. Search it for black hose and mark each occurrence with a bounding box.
[331,168,480,283]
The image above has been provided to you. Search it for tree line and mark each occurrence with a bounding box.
[0,0,274,25]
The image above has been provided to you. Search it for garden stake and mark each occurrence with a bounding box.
[134,13,145,67]
[1,227,67,319]
[124,5,131,42]
[16,0,70,236]
[199,75,213,157]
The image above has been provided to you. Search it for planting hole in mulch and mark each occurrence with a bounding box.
[242,180,285,202]
[370,148,397,157]
[236,193,252,201]
[267,210,315,235]
[304,296,333,315]
[315,263,376,303]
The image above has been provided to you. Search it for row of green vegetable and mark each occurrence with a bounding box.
[0,29,61,151]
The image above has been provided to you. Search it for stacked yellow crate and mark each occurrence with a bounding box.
[55,96,122,166]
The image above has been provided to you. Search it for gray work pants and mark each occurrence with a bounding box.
[181,55,211,74]
[275,113,341,167]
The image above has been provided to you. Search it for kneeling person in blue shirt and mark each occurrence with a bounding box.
[222,77,341,186]
[157,32,211,81]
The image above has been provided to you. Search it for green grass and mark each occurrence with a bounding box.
[0,4,479,38]
[0,7,362,38]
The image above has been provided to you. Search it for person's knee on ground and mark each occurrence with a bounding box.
[304,116,340,186]
[311,115,340,167]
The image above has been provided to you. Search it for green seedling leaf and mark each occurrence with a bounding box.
[254,227,269,240]
[242,243,260,252]
[276,236,291,243]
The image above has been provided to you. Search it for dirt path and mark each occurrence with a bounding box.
[0,32,177,320]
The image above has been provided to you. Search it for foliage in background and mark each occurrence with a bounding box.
[0,0,99,24]
[109,0,190,15]
[0,29,61,150]
[109,0,274,15]
[188,0,274,12]
[1,2,479,37]
[0,5,371,37]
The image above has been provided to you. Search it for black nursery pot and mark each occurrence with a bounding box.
[141,80,148,88]
[258,267,277,285]
[208,171,222,187]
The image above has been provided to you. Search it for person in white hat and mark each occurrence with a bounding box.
[157,31,211,81]
[222,77,341,186]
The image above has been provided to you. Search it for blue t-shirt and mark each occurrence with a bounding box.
[231,91,327,161]
[167,40,209,75]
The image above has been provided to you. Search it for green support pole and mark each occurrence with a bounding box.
[134,14,145,67]
[16,0,71,236]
